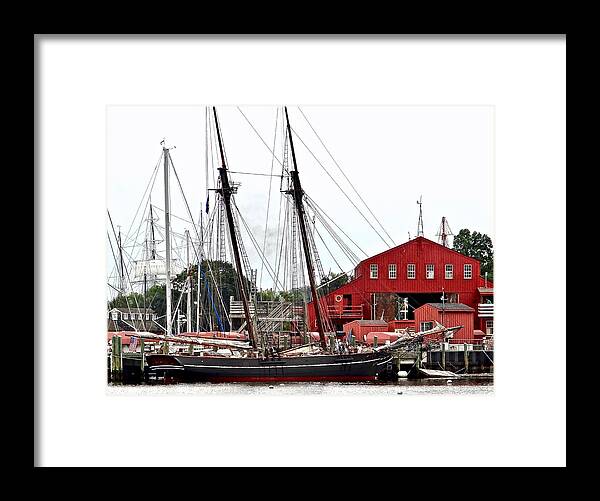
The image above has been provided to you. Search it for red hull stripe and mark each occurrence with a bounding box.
[195,375,377,383]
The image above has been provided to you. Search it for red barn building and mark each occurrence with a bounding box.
[307,236,493,337]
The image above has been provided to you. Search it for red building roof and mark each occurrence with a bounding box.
[421,302,475,312]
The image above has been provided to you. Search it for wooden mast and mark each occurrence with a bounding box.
[186,229,192,333]
[163,144,173,340]
[284,107,328,350]
[212,107,258,350]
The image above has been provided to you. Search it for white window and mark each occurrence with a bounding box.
[388,264,397,279]
[152,314,157,320]
[111,312,118,320]
[407,263,416,279]
[145,313,150,320]
[370,264,378,279]
[426,264,435,279]
[138,313,144,320]
[464,263,473,279]
[123,313,129,320]
[486,320,494,335]
[420,321,434,331]
[445,264,454,279]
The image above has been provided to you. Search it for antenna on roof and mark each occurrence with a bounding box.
[416,196,424,237]
[436,216,454,247]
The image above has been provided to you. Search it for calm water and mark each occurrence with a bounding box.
[107,378,493,396]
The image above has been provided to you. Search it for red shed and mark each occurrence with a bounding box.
[364,331,399,346]
[387,319,416,333]
[342,319,388,342]
[413,303,475,344]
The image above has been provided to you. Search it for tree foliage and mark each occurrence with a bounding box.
[452,229,494,281]
[319,271,349,296]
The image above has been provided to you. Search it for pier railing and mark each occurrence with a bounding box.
[477,303,494,318]
[326,305,363,318]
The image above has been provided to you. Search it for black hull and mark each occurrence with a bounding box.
[146,352,394,382]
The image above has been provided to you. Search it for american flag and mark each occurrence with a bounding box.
[130,336,139,351]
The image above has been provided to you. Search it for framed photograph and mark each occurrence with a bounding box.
[35,35,566,467]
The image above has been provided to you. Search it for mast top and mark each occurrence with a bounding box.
[161,138,176,151]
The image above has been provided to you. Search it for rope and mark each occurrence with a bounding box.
[298,107,396,246]
[123,152,162,245]
[290,125,394,249]
[168,152,231,327]
[260,107,279,290]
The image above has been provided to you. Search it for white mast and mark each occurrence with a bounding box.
[163,142,172,338]
[186,229,192,333]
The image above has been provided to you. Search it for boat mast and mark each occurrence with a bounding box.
[284,107,328,350]
[117,226,124,293]
[186,229,192,333]
[149,201,157,260]
[212,107,258,349]
[163,144,173,339]
[143,238,147,331]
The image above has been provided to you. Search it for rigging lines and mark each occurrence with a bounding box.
[297,106,396,247]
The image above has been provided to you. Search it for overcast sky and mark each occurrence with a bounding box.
[106,105,493,290]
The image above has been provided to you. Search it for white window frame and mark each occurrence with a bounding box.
[370,264,378,279]
[420,321,434,331]
[445,264,454,279]
[426,264,435,279]
[145,313,150,320]
[464,263,473,279]
[388,263,397,279]
[407,263,416,279]
[486,320,494,335]
[122,313,128,320]
[111,312,118,320]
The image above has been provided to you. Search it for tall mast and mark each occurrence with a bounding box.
[284,107,327,350]
[212,107,258,349]
[117,226,124,293]
[436,216,453,248]
[143,236,147,331]
[186,229,192,333]
[416,196,424,237]
[163,144,173,338]
[149,201,157,260]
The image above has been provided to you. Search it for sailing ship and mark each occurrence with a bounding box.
[137,106,460,382]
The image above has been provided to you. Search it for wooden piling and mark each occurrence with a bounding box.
[464,343,469,373]
[111,335,122,382]
[373,335,378,349]
[416,344,422,369]
[140,339,145,372]
[441,341,446,370]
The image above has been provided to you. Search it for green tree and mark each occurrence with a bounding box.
[281,286,311,302]
[319,271,349,296]
[452,229,494,281]
[257,288,282,302]
[175,259,251,331]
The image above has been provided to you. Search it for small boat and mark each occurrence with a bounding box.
[408,367,460,379]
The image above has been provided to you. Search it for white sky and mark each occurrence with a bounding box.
[106,105,493,289]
